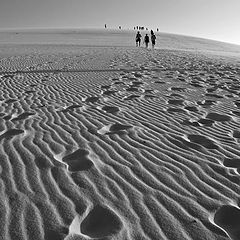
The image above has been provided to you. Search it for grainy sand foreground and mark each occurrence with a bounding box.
[0,30,240,240]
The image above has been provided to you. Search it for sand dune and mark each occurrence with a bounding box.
[0,30,240,239]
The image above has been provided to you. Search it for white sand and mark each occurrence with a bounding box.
[0,29,240,240]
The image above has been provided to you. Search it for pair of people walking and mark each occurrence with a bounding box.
[135,30,156,48]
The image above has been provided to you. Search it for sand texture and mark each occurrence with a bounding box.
[0,30,240,240]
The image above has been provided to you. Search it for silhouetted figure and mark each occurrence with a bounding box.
[119,26,121,29]
[146,28,148,31]
[151,32,156,49]
[105,24,107,28]
[135,31,142,47]
[144,34,149,48]
[134,27,136,30]
[157,28,159,32]
[136,26,138,30]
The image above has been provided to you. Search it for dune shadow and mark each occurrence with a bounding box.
[11,112,35,121]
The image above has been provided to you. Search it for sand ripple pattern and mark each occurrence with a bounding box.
[0,46,240,240]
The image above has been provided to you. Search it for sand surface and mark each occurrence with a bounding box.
[0,30,240,240]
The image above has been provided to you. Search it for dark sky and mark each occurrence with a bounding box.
[0,0,239,44]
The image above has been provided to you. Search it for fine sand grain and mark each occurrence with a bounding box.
[0,30,240,240]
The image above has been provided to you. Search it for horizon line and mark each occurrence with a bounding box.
[0,27,239,46]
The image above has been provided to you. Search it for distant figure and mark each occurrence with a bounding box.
[157,28,159,32]
[105,24,107,29]
[134,27,136,30]
[136,26,138,30]
[151,32,156,49]
[146,28,148,31]
[150,30,154,35]
[135,31,142,47]
[144,34,150,48]
[119,26,121,29]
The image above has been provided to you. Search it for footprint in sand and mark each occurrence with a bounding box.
[167,99,185,106]
[80,205,122,238]
[182,119,201,127]
[184,106,200,113]
[154,80,166,84]
[62,149,93,172]
[123,94,140,101]
[223,158,240,168]
[84,96,100,103]
[167,107,187,114]
[59,104,82,113]
[214,205,240,240]
[197,118,215,126]
[126,86,139,92]
[205,112,232,122]
[101,105,120,114]
[187,134,218,149]
[232,130,240,139]
[34,156,53,170]
[98,123,132,135]
[109,123,132,132]
[11,112,35,121]
[0,129,24,140]
[169,93,185,98]
[131,81,144,86]
[101,89,117,96]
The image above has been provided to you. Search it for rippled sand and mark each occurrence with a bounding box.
[0,30,240,240]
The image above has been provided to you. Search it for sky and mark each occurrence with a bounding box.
[0,0,240,45]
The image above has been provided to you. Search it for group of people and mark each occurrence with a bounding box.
[135,30,156,49]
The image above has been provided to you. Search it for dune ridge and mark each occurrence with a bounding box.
[0,34,240,239]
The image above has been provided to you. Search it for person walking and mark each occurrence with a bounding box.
[151,31,156,49]
[144,34,150,48]
[135,31,142,47]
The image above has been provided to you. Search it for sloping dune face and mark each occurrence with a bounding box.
[0,30,240,240]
